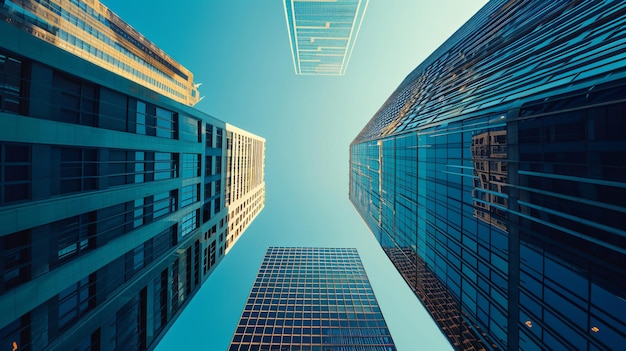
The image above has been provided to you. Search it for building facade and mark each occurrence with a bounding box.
[0,4,264,351]
[350,1,626,350]
[229,247,396,351]
[0,0,200,106]
[282,0,369,75]
[224,124,265,254]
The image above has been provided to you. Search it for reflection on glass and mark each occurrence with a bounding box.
[383,247,497,351]
[471,128,508,233]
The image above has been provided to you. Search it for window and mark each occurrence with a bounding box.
[136,100,176,138]
[60,147,98,193]
[181,153,200,178]
[55,73,98,126]
[215,156,222,174]
[133,198,145,228]
[216,128,223,148]
[0,144,31,204]
[114,288,147,350]
[153,190,176,219]
[181,210,199,237]
[53,213,96,266]
[0,230,31,291]
[181,184,200,208]
[0,53,24,114]
[180,115,200,142]
[0,314,30,351]
[154,153,177,180]
[206,124,214,147]
[58,274,96,330]
[205,156,213,176]
[214,197,221,214]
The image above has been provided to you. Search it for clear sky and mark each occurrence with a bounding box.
[103,1,487,349]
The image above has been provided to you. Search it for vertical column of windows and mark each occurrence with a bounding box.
[194,240,200,286]
[170,258,180,311]
[185,247,192,295]
[216,128,223,148]
[206,124,214,147]
[153,268,169,336]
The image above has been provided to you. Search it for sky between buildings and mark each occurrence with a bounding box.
[102,1,487,349]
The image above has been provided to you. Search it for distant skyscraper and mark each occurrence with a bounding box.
[0,1,264,350]
[350,1,626,350]
[229,247,396,350]
[282,0,369,75]
[0,0,200,106]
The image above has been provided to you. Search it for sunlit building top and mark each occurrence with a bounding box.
[0,0,200,105]
[282,0,369,75]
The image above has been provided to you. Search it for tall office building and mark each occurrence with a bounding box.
[282,0,369,75]
[229,247,396,351]
[0,0,200,106]
[350,1,626,350]
[0,1,265,350]
[224,124,265,254]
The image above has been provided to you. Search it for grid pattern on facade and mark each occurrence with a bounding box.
[352,0,626,143]
[349,1,626,350]
[230,247,396,351]
[283,0,369,75]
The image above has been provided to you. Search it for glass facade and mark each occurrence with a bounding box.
[349,1,626,350]
[230,247,396,351]
[0,3,265,349]
[282,0,369,75]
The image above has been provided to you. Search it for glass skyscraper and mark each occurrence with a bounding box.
[229,247,396,351]
[282,0,369,75]
[350,1,626,350]
[0,1,264,350]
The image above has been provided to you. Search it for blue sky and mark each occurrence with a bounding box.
[103,1,487,349]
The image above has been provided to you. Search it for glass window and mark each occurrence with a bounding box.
[182,153,200,178]
[181,210,199,237]
[180,115,200,142]
[58,274,96,330]
[0,53,23,114]
[1,144,31,204]
[0,230,31,291]
[153,191,175,219]
[181,184,199,208]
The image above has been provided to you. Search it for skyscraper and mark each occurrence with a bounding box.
[0,0,200,106]
[229,247,396,351]
[282,0,369,75]
[350,1,626,350]
[0,1,265,350]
